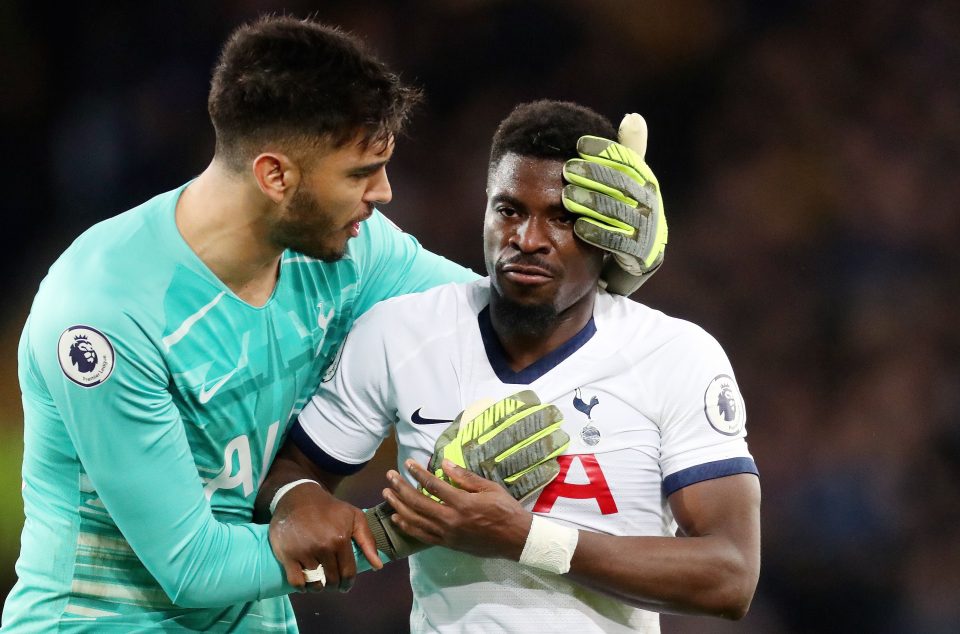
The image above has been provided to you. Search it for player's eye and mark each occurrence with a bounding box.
[496,206,517,217]
[349,165,382,180]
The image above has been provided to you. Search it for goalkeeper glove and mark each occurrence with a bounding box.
[427,389,568,501]
[363,390,569,562]
[562,113,668,296]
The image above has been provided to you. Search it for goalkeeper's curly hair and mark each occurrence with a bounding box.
[488,100,616,172]
[208,15,422,171]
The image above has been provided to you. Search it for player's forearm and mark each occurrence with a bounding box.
[561,471,762,618]
[255,462,319,523]
[566,530,759,619]
[254,443,344,523]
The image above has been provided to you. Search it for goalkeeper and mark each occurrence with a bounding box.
[260,100,760,632]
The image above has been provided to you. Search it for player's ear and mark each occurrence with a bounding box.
[252,152,299,204]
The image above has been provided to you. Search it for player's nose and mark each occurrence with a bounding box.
[364,167,392,206]
[511,216,551,253]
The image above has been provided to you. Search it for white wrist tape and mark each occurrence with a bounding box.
[519,515,579,574]
[269,479,322,515]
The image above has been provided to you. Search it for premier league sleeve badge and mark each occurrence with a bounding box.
[58,325,116,388]
[703,374,745,435]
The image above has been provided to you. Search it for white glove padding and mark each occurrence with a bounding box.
[563,113,667,295]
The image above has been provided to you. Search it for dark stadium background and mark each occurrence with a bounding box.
[1,1,958,631]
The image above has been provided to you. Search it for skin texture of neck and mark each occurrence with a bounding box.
[175,161,283,307]
[488,289,596,372]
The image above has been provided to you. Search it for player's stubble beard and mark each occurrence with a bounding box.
[270,187,350,262]
[489,262,561,339]
[488,252,565,338]
[490,290,559,339]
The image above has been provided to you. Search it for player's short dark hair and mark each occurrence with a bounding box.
[208,15,422,170]
[488,100,617,171]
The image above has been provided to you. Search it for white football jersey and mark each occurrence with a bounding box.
[296,279,757,633]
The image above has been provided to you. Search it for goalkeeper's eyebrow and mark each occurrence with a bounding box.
[348,158,391,178]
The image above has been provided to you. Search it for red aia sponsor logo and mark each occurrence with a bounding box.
[533,454,618,515]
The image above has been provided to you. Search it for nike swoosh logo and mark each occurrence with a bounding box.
[411,408,454,426]
[199,368,238,404]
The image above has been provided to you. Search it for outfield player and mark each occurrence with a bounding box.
[267,100,760,632]
[0,17,480,632]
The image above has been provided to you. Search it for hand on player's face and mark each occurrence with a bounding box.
[483,154,603,313]
[382,459,532,561]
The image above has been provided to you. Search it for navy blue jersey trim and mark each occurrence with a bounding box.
[478,305,597,384]
[290,422,368,476]
[662,457,759,497]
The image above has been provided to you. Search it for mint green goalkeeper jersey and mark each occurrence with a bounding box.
[2,183,477,632]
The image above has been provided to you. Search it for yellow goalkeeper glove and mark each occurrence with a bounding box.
[427,390,568,502]
[562,113,668,296]
[364,390,568,562]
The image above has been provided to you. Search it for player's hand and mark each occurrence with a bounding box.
[562,113,667,295]
[429,390,569,502]
[269,482,382,592]
[363,391,566,562]
[383,459,532,561]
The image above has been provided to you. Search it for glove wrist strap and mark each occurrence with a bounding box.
[365,501,430,560]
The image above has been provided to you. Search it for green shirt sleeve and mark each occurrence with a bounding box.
[352,210,479,317]
[25,298,294,608]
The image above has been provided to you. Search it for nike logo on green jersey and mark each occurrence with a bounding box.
[199,369,238,404]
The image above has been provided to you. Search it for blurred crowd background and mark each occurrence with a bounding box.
[1,0,958,632]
